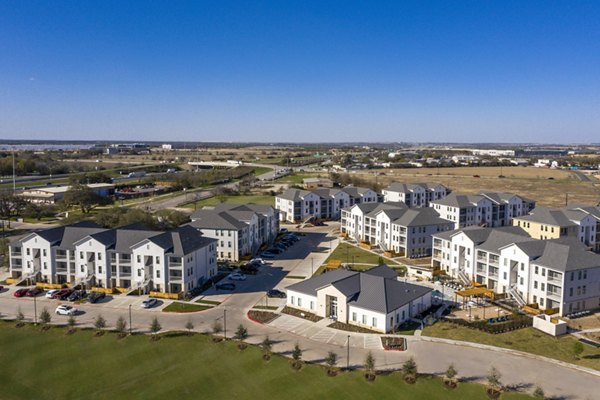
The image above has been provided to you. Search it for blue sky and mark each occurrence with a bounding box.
[1,1,599,143]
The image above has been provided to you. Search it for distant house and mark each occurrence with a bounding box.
[17,183,115,204]
[285,265,432,333]
[302,177,333,189]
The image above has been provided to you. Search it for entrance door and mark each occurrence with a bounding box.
[327,295,338,319]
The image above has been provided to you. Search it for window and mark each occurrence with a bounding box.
[80,265,84,272]
[519,277,524,285]
[583,270,587,279]
[98,266,102,274]
[156,256,160,264]
[571,272,574,281]
[541,268,546,277]
[534,281,538,289]
[157,270,161,278]
[298,298,302,307]
[582,285,587,295]
[43,249,47,257]
[578,271,582,280]
[533,295,537,303]
[569,287,573,296]
[80,252,84,259]
[291,296,295,305]
[310,301,314,310]
[540,298,545,307]
[541,283,545,291]
[372,317,377,327]
[520,263,524,271]
[535,266,538,274]
[43,262,47,270]
[362,315,367,324]
[577,287,581,295]
[98,252,102,260]
[26,248,30,256]
[352,312,357,321]
[137,255,141,263]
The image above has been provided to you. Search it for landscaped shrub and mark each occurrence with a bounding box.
[444,315,532,334]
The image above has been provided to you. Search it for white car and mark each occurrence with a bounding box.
[46,289,59,299]
[250,258,266,265]
[228,273,247,281]
[55,305,78,316]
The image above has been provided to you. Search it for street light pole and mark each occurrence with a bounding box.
[128,304,132,335]
[33,294,37,325]
[223,309,227,339]
[311,258,314,276]
[346,335,350,370]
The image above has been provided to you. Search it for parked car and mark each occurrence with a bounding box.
[52,289,73,300]
[216,283,236,291]
[0,285,4,291]
[229,272,247,281]
[88,292,106,304]
[26,287,44,297]
[268,247,283,254]
[142,298,158,309]
[260,252,276,259]
[267,289,286,298]
[67,290,86,302]
[280,228,289,234]
[46,289,60,299]
[55,305,78,316]
[14,288,29,297]
[250,258,266,265]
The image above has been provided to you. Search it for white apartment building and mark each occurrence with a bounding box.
[382,182,449,207]
[432,226,600,316]
[189,203,279,262]
[9,222,217,294]
[430,192,534,229]
[340,202,453,258]
[276,186,378,223]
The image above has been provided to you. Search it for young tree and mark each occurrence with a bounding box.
[115,316,127,334]
[150,316,161,336]
[325,351,338,374]
[39,307,51,327]
[67,315,77,330]
[235,324,248,341]
[444,364,458,382]
[16,307,25,323]
[261,336,273,360]
[94,315,107,332]
[364,351,375,376]
[185,320,194,335]
[212,320,223,335]
[402,357,418,383]
[487,366,502,391]
[291,343,303,367]
[573,341,584,359]
[533,386,545,399]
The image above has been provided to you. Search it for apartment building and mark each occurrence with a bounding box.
[286,265,432,333]
[432,226,600,316]
[9,222,217,294]
[382,182,449,207]
[430,192,534,229]
[513,206,597,250]
[276,186,378,223]
[189,203,279,262]
[340,202,453,258]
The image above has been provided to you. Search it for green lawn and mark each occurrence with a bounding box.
[183,194,275,209]
[252,167,273,176]
[0,321,535,400]
[423,322,600,371]
[275,172,326,184]
[316,242,399,274]
[162,302,211,313]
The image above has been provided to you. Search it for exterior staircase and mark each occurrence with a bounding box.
[508,284,526,306]
[457,269,470,286]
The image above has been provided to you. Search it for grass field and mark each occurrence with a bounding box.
[182,195,275,209]
[162,302,211,313]
[275,172,328,184]
[356,166,600,208]
[422,322,600,371]
[251,167,273,176]
[0,321,535,400]
[316,242,399,274]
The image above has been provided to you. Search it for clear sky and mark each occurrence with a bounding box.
[1,1,599,143]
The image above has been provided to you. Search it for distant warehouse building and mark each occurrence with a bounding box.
[17,183,115,204]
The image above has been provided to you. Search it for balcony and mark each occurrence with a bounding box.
[546,290,562,301]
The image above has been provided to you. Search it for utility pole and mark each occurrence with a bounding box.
[33,294,38,325]
[565,193,568,206]
[128,304,132,335]
[223,309,227,339]
[346,335,350,370]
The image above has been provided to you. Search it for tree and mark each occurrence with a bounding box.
[94,315,107,332]
[261,336,273,360]
[63,182,112,213]
[533,386,545,399]
[16,307,25,323]
[402,357,418,383]
[212,320,223,335]
[235,324,248,341]
[364,351,375,375]
[573,341,584,359]
[39,307,51,326]
[325,351,338,374]
[185,320,194,335]
[444,364,457,382]
[115,316,127,334]
[487,366,502,391]
[150,317,162,336]
[291,343,303,364]
[67,315,77,330]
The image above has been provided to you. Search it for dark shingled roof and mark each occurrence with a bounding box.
[188,210,248,230]
[533,238,600,272]
[431,193,485,208]
[515,207,576,226]
[146,225,216,256]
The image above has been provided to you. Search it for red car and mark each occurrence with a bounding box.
[26,287,44,297]
[14,288,30,297]
[51,289,73,300]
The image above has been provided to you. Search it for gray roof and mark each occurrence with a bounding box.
[515,207,576,226]
[431,193,484,208]
[277,188,313,201]
[479,192,519,204]
[312,188,344,199]
[287,265,432,314]
[570,205,600,220]
[476,228,533,253]
[341,186,374,197]
[188,210,248,230]
[113,228,161,253]
[532,237,600,272]
[146,225,216,256]
[213,203,276,216]
[386,182,446,193]
[392,208,452,227]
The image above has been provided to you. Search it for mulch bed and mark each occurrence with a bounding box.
[328,321,379,334]
[94,331,105,337]
[486,388,502,399]
[248,310,279,324]
[281,307,323,322]
[381,336,406,351]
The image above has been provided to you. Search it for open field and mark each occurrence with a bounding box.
[0,321,533,400]
[356,166,600,207]
[182,194,275,209]
[422,322,600,370]
[316,242,399,275]
[275,172,328,184]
